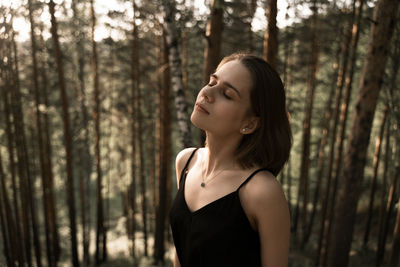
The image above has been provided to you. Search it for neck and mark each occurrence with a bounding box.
[203,132,242,174]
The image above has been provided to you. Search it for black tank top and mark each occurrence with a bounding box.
[169,148,270,267]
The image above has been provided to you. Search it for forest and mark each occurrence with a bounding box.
[0,0,399,266]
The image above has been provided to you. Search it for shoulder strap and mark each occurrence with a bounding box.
[179,148,199,187]
[236,167,270,191]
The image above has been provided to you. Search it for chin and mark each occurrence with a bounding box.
[190,112,207,131]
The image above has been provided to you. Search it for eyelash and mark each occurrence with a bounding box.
[223,91,231,99]
[207,79,231,100]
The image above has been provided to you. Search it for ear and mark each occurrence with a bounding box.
[240,116,260,135]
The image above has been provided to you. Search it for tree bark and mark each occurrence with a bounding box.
[303,41,338,246]
[48,1,80,265]
[0,142,15,266]
[70,0,91,263]
[202,0,224,85]
[294,0,319,239]
[154,28,172,264]
[263,0,278,67]
[317,6,355,265]
[377,31,400,266]
[376,112,392,267]
[11,30,42,267]
[1,43,25,266]
[326,0,399,265]
[363,106,388,246]
[28,1,58,265]
[389,196,400,267]
[247,0,257,52]
[89,0,106,264]
[38,24,61,263]
[161,0,191,148]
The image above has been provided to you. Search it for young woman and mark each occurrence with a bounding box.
[169,53,292,267]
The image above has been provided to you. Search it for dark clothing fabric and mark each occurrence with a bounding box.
[169,148,270,267]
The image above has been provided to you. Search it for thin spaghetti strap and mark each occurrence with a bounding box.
[178,148,199,187]
[236,167,270,191]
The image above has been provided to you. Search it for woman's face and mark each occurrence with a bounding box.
[191,60,256,137]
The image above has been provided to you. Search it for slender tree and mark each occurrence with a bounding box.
[70,0,91,263]
[1,26,25,266]
[317,5,355,265]
[11,28,42,267]
[202,0,224,85]
[89,0,106,263]
[294,0,319,239]
[48,0,80,265]
[28,1,58,265]
[363,106,388,246]
[376,112,392,266]
[131,0,149,256]
[38,23,61,263]
[154,28,172,264]
[389,195,400,267]
[326,0,399,265]
[161,0,191,148]
[263,0,278,67]
[0,136,16,266]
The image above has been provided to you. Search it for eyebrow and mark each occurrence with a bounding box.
[210,73,241,98]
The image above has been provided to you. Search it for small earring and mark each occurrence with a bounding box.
[242,128,246,132]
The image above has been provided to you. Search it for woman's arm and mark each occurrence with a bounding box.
[172,148,196,267]
[173,247,182,267]
[245,172,290,267]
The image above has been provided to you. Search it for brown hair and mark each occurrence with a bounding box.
[216,53,292,176]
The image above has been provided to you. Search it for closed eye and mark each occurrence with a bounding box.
[223,91,232,99]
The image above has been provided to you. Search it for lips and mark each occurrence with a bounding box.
[195,103,210,114]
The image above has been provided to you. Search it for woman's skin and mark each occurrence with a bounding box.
[173,60,290,267]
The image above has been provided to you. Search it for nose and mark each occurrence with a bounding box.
[200,85,213,103]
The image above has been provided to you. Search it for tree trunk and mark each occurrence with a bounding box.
[303,41,339,246]
[89,0,106,264]
[28,1,58,265]
[363,106,388,246]
[263,0,278,67]
[48,1,80,265]
[128,2,139,259]
[38,25,61,263]
[323,2,365,260]
[202,0,224,85]
[161,0,191,148]
[70,0,91,263]
[317,5,355,264]
[247,0,257,52]
[0,144,15,266]
[154,28,172,264]
[1,47,25,266]
[377,31,400,266]
[131,0,148,256]
[389,196,400,267]
[326,0,399,265]
[146,82,156,235]
[376,112,392,267]
[11,30,42,267]
[294,0,319,239]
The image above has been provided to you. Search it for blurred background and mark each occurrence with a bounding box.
[0,0,399,266]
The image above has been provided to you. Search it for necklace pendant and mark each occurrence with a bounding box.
[201,182,205,187]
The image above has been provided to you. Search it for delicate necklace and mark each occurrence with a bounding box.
[200,156,227,188]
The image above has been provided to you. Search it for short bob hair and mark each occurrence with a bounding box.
[216,53,292,176]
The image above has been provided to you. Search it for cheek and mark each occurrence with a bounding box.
[215,103,247,125]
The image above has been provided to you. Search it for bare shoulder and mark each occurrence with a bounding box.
[247,171,286,201]
[175,147,198,187]
[241,170,289,223]
[241,170,290,266]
